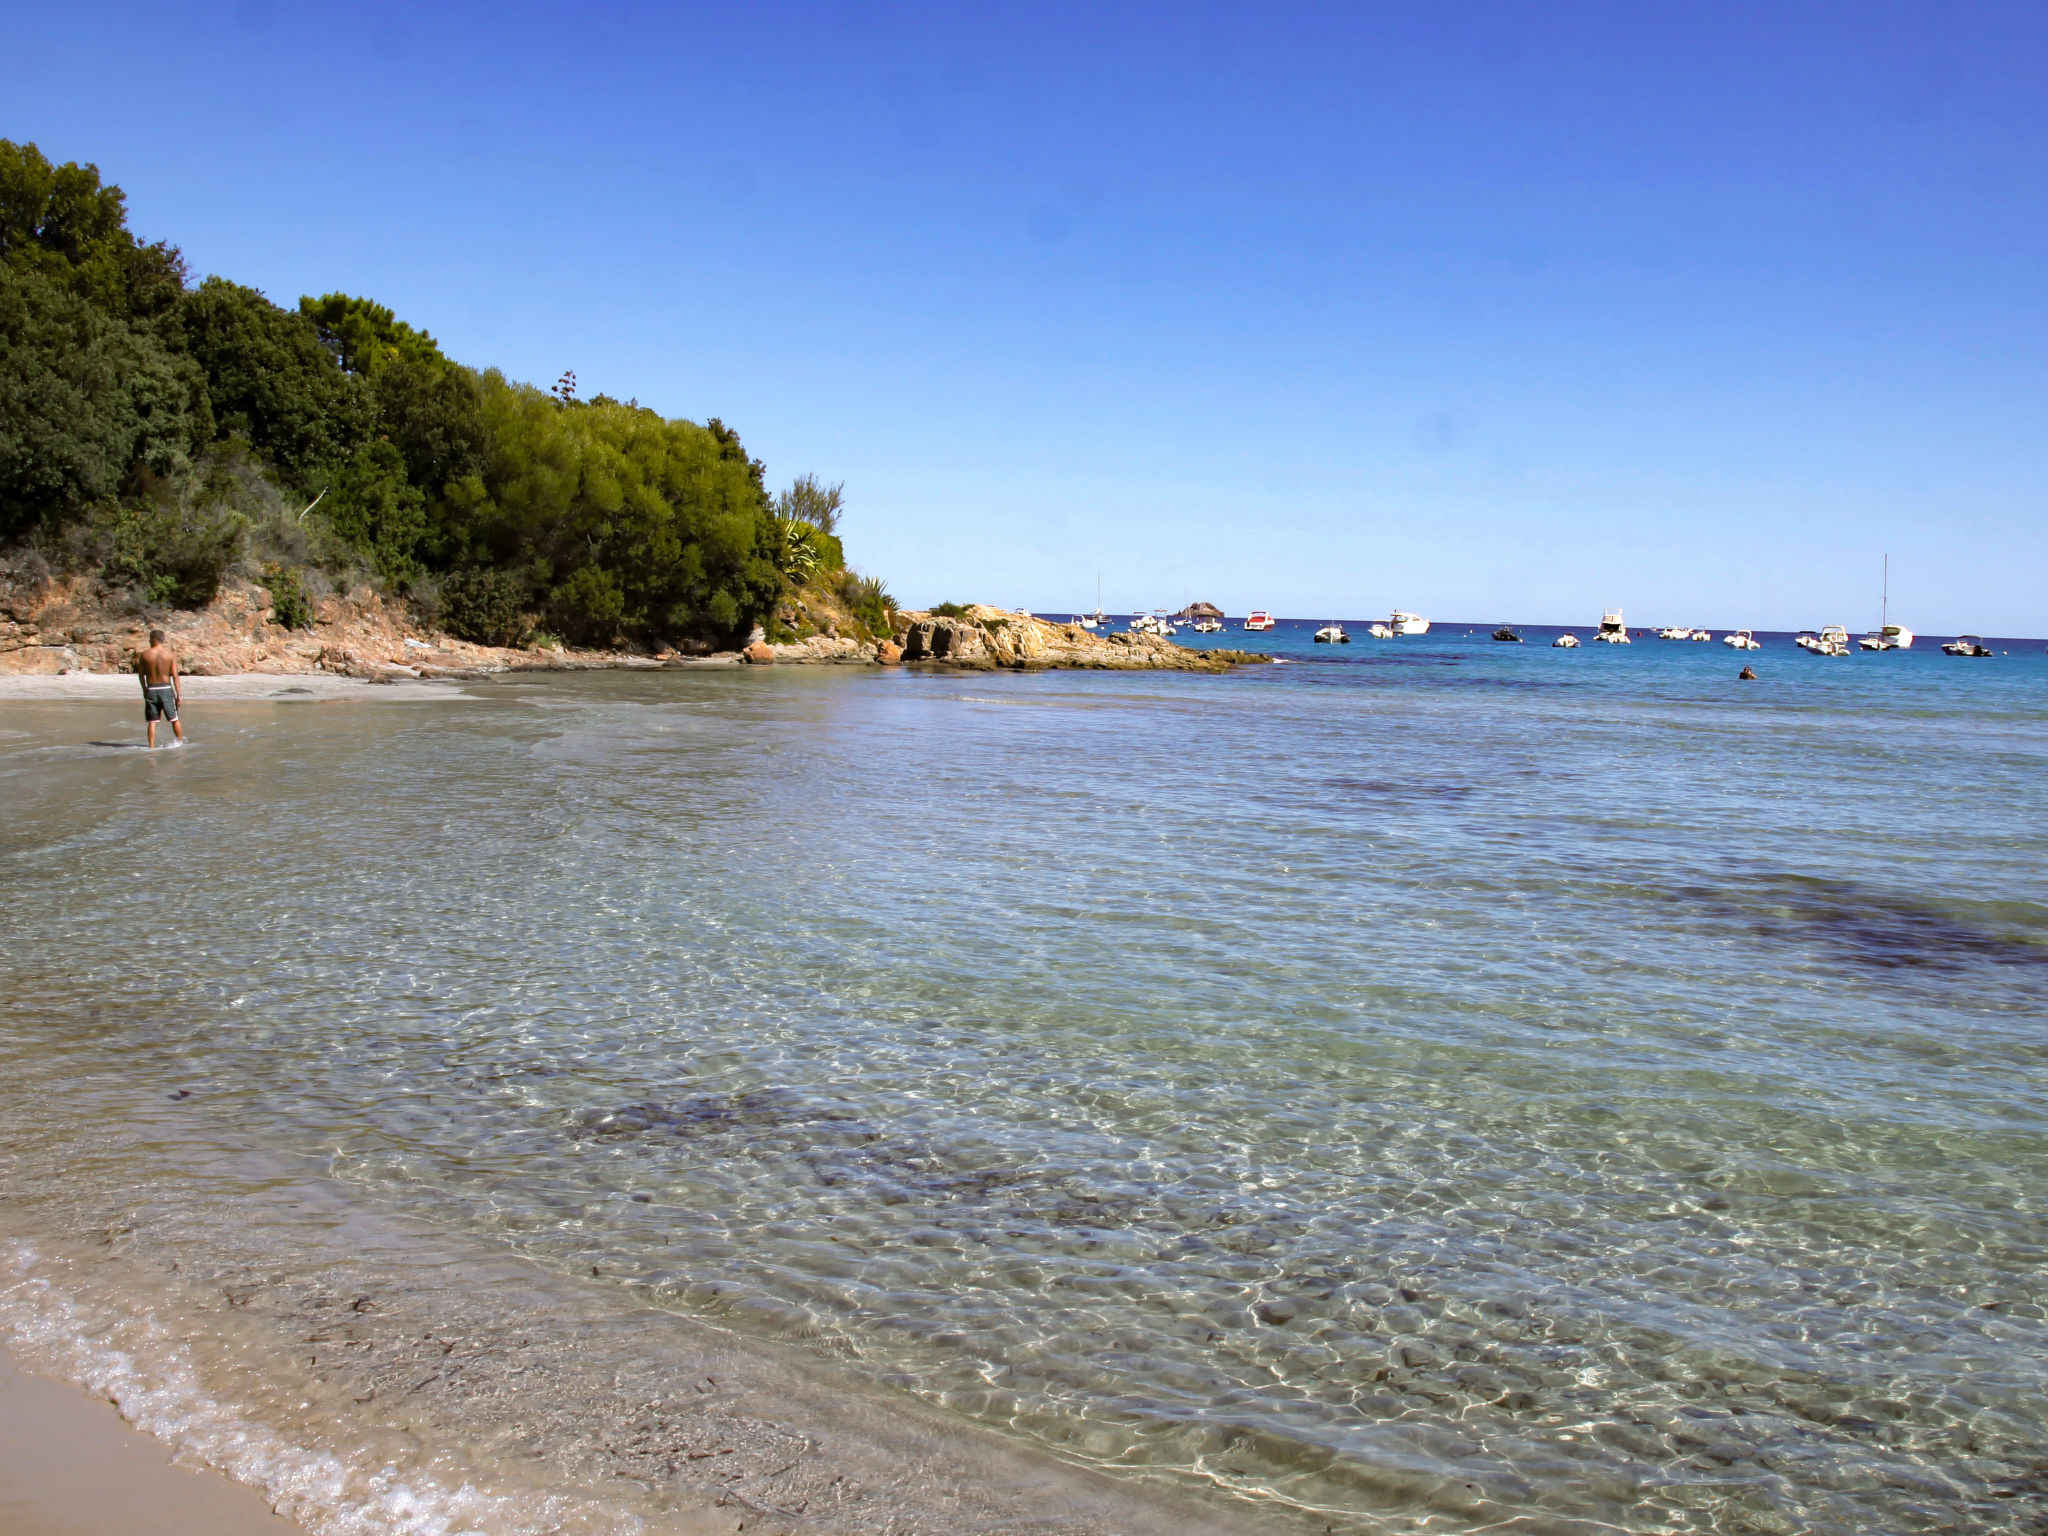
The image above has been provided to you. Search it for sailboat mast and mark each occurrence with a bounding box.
[1881,554,1888,631]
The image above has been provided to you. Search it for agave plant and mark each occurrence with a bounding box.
[775,520,826,583]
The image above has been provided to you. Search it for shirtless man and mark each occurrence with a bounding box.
[135,628,185,747]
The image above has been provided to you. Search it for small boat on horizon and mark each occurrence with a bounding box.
[1079,576,1107,630]
[1593,609,1630,643]
[1243,611,1275,631]
[1492,625,1522,642]
[1313,624,1350,644]
[1943,635,1993,656]
[1389,610,1431,636]
[1553,632,1580,648]
[1859,557,1914,650]
[1724,629,1761,651]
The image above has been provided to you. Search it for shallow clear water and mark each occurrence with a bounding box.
[3,636,2046,1534]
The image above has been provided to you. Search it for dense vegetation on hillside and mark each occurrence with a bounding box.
[0,140,890,647]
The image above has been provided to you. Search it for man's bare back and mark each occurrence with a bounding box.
[135,629,184,747]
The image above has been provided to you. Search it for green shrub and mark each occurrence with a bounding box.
[103,496,243,607]
[551,564,626,644]
[178,277,372,483]
[930,601,969,618]
[0,267,209,537]
[438,567,526,646]
[263,562,312,628]
[322,438,425,582]
[838,571,894,638]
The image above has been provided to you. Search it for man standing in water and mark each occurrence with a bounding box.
[135,628,185,748]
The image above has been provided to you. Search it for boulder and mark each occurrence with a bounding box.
[899,617,988,663]
[766,635,869,663]
[875,641,903,665]
[743,642,776,664]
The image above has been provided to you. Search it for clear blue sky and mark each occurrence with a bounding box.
[7,2,2045,631]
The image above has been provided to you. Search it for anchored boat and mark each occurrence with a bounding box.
[1859,558,1913,650]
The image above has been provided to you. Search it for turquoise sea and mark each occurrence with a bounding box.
[2,630,2045,1534]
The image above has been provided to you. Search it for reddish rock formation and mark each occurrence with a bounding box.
[891,606,1264,672]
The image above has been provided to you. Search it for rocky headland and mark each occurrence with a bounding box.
[0,573,1266,683]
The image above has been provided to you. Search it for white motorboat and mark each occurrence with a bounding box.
[1690,629,1713,641]
[1723,629,1761,651]
[1389,610,1431,636]
[1794,631,1820,652]
[1365,622,1394,639]
[1593,608,1630,643]
[1813,624,1853,656]
[1191,618,1223,634]
[1943,635,1992,657]
[1553,632,1581,648]
[1313,624,1350,644]
[1656,625,1693,640]
[1243,611,1275,631]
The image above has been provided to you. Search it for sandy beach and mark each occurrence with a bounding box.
[0,1343,302,1536]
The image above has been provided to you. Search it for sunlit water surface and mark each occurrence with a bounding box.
[3,636,2046,1535]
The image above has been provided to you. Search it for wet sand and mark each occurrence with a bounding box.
[0,1343,302,1536]
[0,672,476,703]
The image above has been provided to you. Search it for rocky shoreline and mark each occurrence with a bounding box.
[0,577,1268,682]
[888,606,1265,671]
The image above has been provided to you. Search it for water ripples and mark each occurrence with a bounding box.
[2,648,2046,1534]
